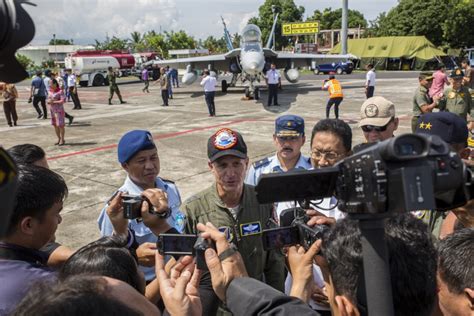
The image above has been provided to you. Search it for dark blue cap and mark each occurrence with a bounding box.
[415,112,468,145]
[275,115,305,137]
[118,130,156,164]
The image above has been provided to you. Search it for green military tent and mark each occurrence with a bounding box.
[330,36,446,60]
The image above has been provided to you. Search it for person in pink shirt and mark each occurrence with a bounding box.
[429,63,450,98]
[47,79,66,146]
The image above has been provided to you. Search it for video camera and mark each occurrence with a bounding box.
[256,133,471,214]
[156,234,216,270]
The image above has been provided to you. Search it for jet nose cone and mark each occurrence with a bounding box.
[249,62,258,70]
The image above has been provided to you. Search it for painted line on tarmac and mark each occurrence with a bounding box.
[47,118,259,161]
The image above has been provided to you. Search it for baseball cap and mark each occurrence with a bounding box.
[207,128,247,162]
[117,130,156,164]
[359,96,396,127]
[415,112,468,145]
[449,68,464,79]
[275,115,305,137]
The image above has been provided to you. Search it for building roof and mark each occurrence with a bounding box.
[19,45,95,54]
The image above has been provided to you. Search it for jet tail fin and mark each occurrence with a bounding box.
[265,13,279,49]
[221,16,234,51]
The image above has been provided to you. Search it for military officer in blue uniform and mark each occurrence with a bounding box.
[245,114,311,186]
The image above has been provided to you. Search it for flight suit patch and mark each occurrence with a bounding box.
[240,221,262,236]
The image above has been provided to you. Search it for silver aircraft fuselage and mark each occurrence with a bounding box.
[239,24,265,76]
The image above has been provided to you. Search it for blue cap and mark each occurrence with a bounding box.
[275,115,305,137]
[415,112,468,145]
[117,130,156,164]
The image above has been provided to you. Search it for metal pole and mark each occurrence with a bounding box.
[341,0,348,55]
[271,5,276,50]
[53,33,57,65]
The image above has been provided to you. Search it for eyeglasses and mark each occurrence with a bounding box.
[311,149,340,161]
[361,117,394,133]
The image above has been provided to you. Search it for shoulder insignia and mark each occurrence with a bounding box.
[253,157,271,169]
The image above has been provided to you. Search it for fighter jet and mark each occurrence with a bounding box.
[152,16,354,99]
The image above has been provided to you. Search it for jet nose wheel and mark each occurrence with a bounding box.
[244,87,251,98]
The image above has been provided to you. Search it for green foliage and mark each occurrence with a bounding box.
[202,36,227,53]
[15,54,34,69]
[307,7,367,30]
[165,31,196,51]
[48,38,73,45]
[248,0,305,50]
[366,0,474,49]
[94,36,129,51]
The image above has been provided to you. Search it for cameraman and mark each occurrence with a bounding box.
[289,214,437,316]
[415,112,471,238]
[98,130,185,282]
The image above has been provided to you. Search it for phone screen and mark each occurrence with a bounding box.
[157,234,197,255]
[262,226,299,250]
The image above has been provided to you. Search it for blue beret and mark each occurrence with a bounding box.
[415,112,468,145]
[275,115,305,136]
[117,130,156,164]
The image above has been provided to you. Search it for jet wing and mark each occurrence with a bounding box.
[152,49,241,70]
[273,52,357,69]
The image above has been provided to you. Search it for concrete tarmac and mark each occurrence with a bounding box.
[1,72,418,249]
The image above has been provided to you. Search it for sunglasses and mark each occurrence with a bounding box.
[361,117,394,133]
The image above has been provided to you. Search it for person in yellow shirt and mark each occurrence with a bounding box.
[322,75,343,119]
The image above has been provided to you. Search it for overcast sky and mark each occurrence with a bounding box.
[26,0,398,45]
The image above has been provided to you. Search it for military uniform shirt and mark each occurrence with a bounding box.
[245,154,312,186]
[183,183,285,291]
[98,175,184,281]
[108,72,117,87]
[412,85,432,116]
[438,86,473,121]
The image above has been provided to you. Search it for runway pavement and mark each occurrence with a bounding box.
[1,72,418,248]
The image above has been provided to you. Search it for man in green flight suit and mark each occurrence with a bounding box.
[107,66,126,105]
[438,68,472,121]
[411,72,440,132]
[183,127,285,315]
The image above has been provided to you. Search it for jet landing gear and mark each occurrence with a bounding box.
[244,86,260,100]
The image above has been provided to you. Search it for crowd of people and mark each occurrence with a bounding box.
[1,80,474,315]
[1,60,474,315]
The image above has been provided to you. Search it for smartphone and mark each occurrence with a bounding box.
[262,226,299,250]
[157,234,197,256]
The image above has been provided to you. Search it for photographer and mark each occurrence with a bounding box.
[183,128,286,314]
[289,214,437,316]
[200,69,217,117]
[0,165,67,314]
[98,130,185,282]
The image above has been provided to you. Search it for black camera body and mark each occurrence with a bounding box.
[256,134,471,214]
[262,208,329,251]
[122,194,145,219]
[156,234,216,271]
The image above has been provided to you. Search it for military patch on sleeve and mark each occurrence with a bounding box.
[253,157,271,169]
[240,221,262,236]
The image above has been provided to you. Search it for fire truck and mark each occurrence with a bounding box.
[64,50,159,87]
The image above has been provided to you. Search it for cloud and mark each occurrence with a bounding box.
[27,0,179,44]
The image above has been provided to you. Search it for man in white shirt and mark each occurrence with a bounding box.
[265,63,281,106]
[365,63,376,98]
[200,69,217,117]
[65,69,81,109]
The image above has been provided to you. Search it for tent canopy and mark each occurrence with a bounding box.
[330,36,446,60]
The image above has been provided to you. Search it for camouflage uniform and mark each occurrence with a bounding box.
[107,70,124,104]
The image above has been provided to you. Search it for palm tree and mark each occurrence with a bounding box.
[130,31,142,51]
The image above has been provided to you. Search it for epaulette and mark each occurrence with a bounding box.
[252,157,271,169]
[160,178,175,184]
[184,195,200,204]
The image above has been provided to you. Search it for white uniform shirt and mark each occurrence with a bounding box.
[366,69,376,87]
[266,69,280,84]
[200,75,217,92]
[67,74,76,88]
